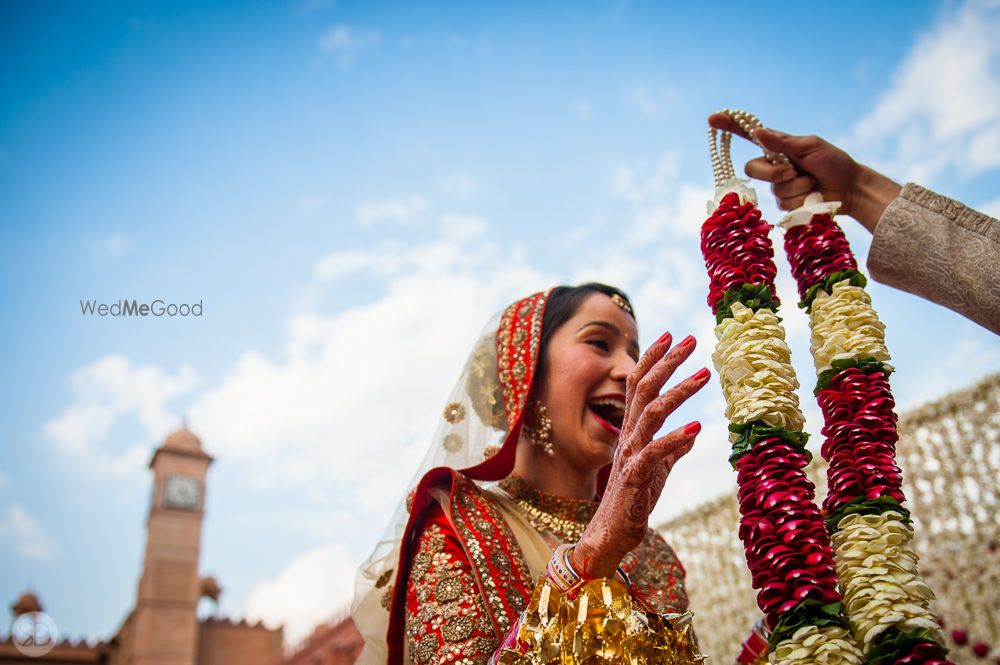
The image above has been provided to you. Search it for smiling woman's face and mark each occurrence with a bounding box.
[533,292,640,472]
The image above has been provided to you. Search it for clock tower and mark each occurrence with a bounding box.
[131,424,214,665]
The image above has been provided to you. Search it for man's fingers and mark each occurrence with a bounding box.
[744,156,792,183]
[753,128,825,161]
[778,194,809,211]
[773,175,816,200]
[708,113,752,140]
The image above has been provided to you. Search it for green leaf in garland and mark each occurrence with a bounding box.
[824,495,912,533]
[715,283,781,324]
[767,600,849,650]
[814,356,894,395]
[728,421,811,468]
[866,627,948,665]
[798,270,868,313]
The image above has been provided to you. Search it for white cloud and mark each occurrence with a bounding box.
[313,248,401,283]
[102,233,131,257]
[318,24,380,68]
[243,543,357,646]
[612,151,679,205]
[437,174,478,196]
[44,355,197,479]
[628,85,680,118]
[439,213,489,241]
[848,0,1000,182]
[609,150,715,244]
[296,194,329,215]
[0,504,58,561]
[356,196,428,226]
[189,230,550,514]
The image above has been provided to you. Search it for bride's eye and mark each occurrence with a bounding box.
[586,339,609,351]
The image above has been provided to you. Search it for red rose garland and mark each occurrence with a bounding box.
[783,210,952,665]
[702,195,779,317]
[701,129,862,665]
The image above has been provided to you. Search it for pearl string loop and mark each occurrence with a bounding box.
[709,108,792,188]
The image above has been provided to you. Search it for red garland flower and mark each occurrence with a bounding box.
[735,438,842,626]
[702,192,779,312]
[783,213,859,301]
[892,641,952,665]
[816,368,905,515]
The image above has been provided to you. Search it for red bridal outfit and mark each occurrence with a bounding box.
[351,289,700,665]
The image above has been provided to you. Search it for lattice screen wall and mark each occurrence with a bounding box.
[657,373,1000,664]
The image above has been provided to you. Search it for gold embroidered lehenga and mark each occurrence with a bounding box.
[351,289,701,665]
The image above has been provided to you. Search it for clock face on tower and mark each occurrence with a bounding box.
[163,474,200,510]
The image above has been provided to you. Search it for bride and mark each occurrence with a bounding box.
[352,283,710,664]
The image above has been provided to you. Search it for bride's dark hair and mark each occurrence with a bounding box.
[535,283,635,381]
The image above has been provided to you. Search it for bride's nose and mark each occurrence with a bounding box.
[609,350,635,382]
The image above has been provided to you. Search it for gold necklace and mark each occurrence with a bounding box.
[513,498,588,543]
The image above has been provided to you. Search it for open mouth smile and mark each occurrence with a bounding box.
[588,395,625,436]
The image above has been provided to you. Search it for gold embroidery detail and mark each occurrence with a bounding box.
[414,633,436,663]
[412,550,433,581]
[483,444,501,459]
[442,615,474,643]
[490,549,511,572]
[448,474,534,637]
[374,568,393,588]
[443,433,464,453]
[404,521,496,663]
[497,290,552,434]
[443,402,467,424]
[434,574,463,602]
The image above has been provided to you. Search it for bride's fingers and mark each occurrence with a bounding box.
[629,367,710,449]
[623,335,696,437]
[624,331,672,428]
[640,421,700,470]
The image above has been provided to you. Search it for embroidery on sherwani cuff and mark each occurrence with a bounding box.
[405,514,497,665]
[901,182,1000,241]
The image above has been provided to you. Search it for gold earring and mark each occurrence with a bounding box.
[524,399,554,456]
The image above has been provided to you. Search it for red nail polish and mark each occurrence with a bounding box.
[692,367,710,381]
[684,421,701,436]
[656,331,672,345]
[680,335,696,348]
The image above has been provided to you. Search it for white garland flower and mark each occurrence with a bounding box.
[713,302,805,432]
[809,280,890,376]
[769,624,863,665]
[830,511,943,652]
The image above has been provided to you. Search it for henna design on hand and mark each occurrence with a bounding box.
[574,335,710,579]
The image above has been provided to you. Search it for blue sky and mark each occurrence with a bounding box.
[1,0,998,648]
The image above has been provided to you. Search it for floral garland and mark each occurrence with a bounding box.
[701,185,863,665]
[783,210,952,665]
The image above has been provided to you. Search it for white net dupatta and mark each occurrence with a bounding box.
[351,311,510,664]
